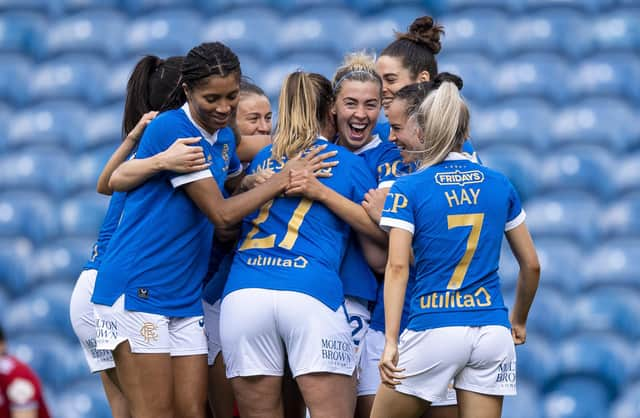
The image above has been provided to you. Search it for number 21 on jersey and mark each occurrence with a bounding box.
[239,198,313,251]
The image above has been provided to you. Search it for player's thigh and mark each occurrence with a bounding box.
[456,389,503,418]
[282,364,305,418]
[231,375,284,418]
[208,352,235,418]
[99,370,130,418]
[370,383,426,418]
[422,405,458,418]
[112,341,173,418]
[296,372,355,418]
[355,395,375,418]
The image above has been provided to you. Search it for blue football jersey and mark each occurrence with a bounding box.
[92,103,241,317]
[224,139,376,310]
[373,121,390,141]
[380,152,525,331]
[83,191,126,271]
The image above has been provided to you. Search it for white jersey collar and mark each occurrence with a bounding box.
[353,134,382,155]
[181,102,218,145]
[444,151,475,161]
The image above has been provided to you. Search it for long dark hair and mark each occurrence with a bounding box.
[122,55,183,136]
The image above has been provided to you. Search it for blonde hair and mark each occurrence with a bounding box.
[272,71,333,160]
[332,51,382,97]
[414,81,470,168]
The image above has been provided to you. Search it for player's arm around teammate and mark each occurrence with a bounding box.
[371,81,540,418]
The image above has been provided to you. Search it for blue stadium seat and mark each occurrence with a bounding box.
[614,152,640,195]
[123,10,202,58]
[258,53,339,101]
[56,378,112,418]
[516,338,558,387]
[502,380,543,418]
[77,104,122,151]
[558,333,634,392]
[574,287,640,339]
[351,6,428,52]
[0,148,71,196]
[498,243,518,291]
[0,54,31,106]
[60,192,109,238]
[40,11,126,60]
[193,0,273,15]
[528,286,576,340]
[438,53,495,103]
[478,145,540,202]
[492,53,569,104]
[31,238,94,284]
[0,12,45,57]
[271,0,349,13]
[120,0,196,15]
[591,10,640,52]
[438,10,506,57]
[102,59,138,104]
[539,146,613,199]
[0,0,52,14]
[582,239,640,289]
[57,0,120,14]
[611,381,640,418]
[525,192,599,246]
[440,0,513,13]
[522,0,615,13]
[599,194,640,240]
[567,53,640,104]
[236,54,262,83]
[543,377,610,418]
[0,105,9,150]
[64,146,113,193]
[535,238,584,293]
[276,8,355,58]
[469,99,552,151]
[3,283,76,342]
[200,8,281,61]
[6,101,86,150]
[0,192,59,243]
[0,238,34,296]
[26,55,107,105]
[550,99,639,152]
[502,9,589,58]
[8,333,88,391]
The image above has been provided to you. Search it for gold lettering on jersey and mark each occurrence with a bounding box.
[383,193,408,214]
[444,188,480,208]
[419,287,493,310]
[245,254,308,269]
[377,160,402,180]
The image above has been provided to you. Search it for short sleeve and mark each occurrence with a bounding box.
[246,146,272,175]
[505,180,526,231]
[227,151,243,178]
[350,155,377,203]
[134,111,213,188]
[379,179,415,234]
[376,145,405,189]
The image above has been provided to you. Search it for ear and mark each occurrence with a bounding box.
[331,102,337,115]
[182,82,190,99]
[417,71,430,82]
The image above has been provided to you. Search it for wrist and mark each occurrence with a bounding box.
[153,153,167,172]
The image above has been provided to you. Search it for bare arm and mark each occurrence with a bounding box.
[11,408,38,418]
[108,137,209,192]
[379,227,412,387]
[286,169,387,245]
[358,237,387,274]
[185,146,338,229]
[237,134,271,163]
[96,111,157,195]
[506,222,541,345]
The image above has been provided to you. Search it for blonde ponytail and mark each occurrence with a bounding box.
[414,81,470,169]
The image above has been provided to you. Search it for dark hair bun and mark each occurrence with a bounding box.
[434,72,463,91]
[398,16,444,54]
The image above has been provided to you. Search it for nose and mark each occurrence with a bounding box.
[257,117,271,135]
[354,104,367,119]
[216,100,232,114]
[389,130,398,143]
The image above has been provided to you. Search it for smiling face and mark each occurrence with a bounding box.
[387,97,424,163]
[235,93,272,136]
[375,55,417,114]
[334,79,381,151]
[185,72,240,133]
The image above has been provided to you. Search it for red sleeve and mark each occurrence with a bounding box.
[3,359,45,414]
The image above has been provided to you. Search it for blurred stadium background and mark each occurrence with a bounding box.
[0,0,638,417]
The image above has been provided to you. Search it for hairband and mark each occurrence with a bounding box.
[333,70,378,92]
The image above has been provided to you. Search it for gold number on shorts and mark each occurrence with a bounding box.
[239,198,313,251]
[446,213,484,289]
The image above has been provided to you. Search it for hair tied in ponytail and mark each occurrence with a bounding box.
[433,72,463,91]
